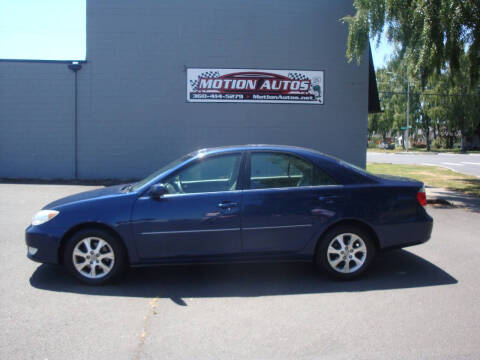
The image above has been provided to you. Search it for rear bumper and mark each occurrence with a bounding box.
[25,225,64,264]
[377,215,433,250]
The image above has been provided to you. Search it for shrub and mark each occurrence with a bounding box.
[432,138,443,149]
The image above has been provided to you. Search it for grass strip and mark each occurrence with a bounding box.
[366,163,480,197]
[367,148,480,154]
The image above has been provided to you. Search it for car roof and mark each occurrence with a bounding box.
[193,144,329,159]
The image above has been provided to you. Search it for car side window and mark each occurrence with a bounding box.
[163,153,241,194]
[249,152,336,189]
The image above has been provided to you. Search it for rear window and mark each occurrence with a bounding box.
[250,152,336,189]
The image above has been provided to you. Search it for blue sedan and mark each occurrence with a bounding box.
[26,145,433,284]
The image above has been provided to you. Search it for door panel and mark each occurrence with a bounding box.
[132,152,244,259]
[241,151,343,253]
[241,187,344,253]
[133,192,242,259]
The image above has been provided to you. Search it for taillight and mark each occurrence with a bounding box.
[416,186,427,206]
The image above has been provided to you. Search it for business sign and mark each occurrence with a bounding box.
[187,68,324,104]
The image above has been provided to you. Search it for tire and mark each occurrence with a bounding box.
[63,228,127,285]
[316,225,376,280]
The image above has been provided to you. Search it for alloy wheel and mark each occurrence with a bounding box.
[72,237,115,279]
[327,233,367,274]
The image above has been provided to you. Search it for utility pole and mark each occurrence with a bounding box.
[406,79,410,152]
[68,61,82,179]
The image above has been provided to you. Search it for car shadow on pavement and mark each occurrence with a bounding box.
[30,249,457,306]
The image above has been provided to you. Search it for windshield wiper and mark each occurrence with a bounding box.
[122,183,134,192]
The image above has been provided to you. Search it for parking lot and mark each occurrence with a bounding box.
[1,183,480,359]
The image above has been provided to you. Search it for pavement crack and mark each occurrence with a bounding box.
[134,296,159,360]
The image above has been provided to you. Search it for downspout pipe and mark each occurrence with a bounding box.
[68,62,82,179]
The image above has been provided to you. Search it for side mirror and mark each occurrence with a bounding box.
[150,183,168,199]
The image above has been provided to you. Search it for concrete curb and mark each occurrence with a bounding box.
[427,198,455,207]
[425,187,480,210]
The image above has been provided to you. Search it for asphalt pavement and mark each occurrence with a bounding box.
[1,184,479,359]
[367,151,480,177]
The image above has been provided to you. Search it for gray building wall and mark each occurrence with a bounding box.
[0,0,368,180]
[0,62,75,178]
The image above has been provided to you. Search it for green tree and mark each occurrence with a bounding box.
[370,61,422,149]
[368,69,396,141]
[375,54,480,151]
[421,55,480,150]
[343,0,480,86]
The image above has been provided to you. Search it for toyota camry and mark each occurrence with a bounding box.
[26,145,433,285]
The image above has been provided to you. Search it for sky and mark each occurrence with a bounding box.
[0,0,391,67]
[0,0,86,60]
[371,36,394,70]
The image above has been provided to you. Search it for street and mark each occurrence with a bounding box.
[1,184,480,359]
[367,152,480,177]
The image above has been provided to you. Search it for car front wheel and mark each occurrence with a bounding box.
[64,228,126,285]
[316,225,375,280]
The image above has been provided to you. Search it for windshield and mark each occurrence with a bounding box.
[129,154,194,192]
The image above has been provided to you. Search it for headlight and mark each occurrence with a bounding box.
[32,210,59,226]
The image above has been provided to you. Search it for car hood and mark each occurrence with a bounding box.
[44,184,129,209]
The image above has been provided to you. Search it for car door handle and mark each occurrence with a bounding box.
[218,201,239,209]
[318,195,341,201]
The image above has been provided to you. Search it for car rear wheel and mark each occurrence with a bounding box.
[316,225,375,280]
[64,228,126,285]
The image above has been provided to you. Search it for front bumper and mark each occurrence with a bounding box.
[25,225,64,264]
